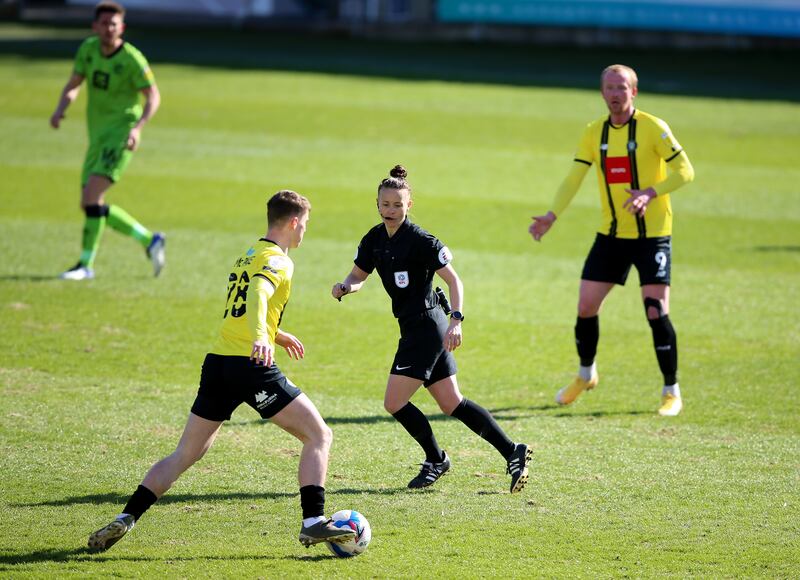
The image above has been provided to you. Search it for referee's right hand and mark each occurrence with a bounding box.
[331,282,349,301]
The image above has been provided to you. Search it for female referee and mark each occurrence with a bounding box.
[332,165,532,493]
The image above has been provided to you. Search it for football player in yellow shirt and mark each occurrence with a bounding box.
[530,65,694,416]
[87,191,355,552]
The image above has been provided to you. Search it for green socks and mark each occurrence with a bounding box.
[80,205,107,267]
[107,204,153,248]
[78,204,153,267]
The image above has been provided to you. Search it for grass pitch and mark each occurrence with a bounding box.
[0,24,798,577]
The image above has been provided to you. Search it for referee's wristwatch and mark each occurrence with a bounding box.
[450,310,465,322]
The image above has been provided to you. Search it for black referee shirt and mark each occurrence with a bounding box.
[354,219,453,319]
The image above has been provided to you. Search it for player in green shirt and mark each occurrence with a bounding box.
[50,1,165,280]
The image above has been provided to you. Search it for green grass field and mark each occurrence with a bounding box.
[1,23,798,577]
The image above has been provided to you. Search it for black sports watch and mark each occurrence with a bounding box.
[450,310,465,322]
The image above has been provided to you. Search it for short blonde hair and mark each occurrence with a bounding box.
[601,64,638,90]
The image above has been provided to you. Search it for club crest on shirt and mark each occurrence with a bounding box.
[438,246,453,265]
[394,271,409,288]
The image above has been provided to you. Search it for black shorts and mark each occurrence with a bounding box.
[391,307,457,387]
[190,354,302,421]
[581,234,672,286]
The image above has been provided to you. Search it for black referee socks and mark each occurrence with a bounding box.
[451,399,515,460]
[392,402,445,463]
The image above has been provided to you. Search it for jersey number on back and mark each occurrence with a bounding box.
[224,271,249,318]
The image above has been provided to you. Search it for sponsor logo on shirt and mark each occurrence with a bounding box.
[92,71,110,90]
[604,156,631,184]
[394,271,409,288]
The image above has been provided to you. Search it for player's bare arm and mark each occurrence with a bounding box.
[127,83,160,150]
[529,211,557,241]
[623,187,658,217]
[275,330,305,360]
[435,263,463,352]
[50,73,85,129]
[332,265,369,300]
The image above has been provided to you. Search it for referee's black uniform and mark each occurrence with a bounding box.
[355,219,457,386]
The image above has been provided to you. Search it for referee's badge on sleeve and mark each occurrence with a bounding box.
[394,271,409,288]
[438,246,452,265]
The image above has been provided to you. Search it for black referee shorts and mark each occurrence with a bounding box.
[581,233,672,286]
[191,354,302,421]
[391,307,457,387]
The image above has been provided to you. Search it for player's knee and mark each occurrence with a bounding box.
[577,299,600,318]
[438,396,462,416]
[644,297,665,320]
[83,203,109,217]
[317,423,333,449]
[384,397,404,415]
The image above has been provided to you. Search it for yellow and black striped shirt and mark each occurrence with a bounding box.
[554,109,693,239]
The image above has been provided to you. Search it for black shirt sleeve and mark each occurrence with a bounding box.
[419,231,451,271]
[354,228,376,274]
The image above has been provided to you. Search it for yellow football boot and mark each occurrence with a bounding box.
[555,374,598,405]
[658,393,683,416]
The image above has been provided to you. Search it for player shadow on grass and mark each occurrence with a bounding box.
[0,274,67,282]
[0,547,291,565]
[753,245,800,253]
[15,486,410,509]
[233,407,545,428]
[13,491,296,508]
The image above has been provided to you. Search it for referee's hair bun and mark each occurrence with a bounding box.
[389,165,407,179]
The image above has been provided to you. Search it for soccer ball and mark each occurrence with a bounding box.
[325,510,371,558]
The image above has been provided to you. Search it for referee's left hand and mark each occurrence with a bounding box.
[623,187,657,216]
[444,320,463,352]
[251,340,274,367]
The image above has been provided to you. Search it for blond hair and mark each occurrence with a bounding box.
[601,64,638,90]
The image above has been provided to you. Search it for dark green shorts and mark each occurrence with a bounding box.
[81,134,134,185]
